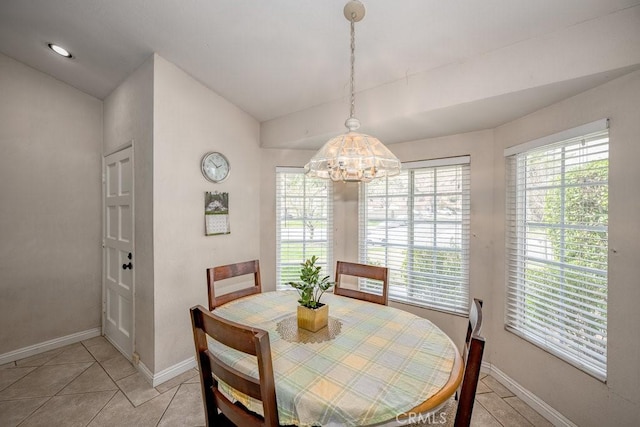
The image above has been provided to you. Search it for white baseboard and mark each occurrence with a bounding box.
[137,360,155,385]
[481,362,577,427]
[138,357,197,387]
[0,328,101,365]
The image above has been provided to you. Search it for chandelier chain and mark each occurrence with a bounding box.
[349,16,356,120]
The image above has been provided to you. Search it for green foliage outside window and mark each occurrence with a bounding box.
[525,159,608,353]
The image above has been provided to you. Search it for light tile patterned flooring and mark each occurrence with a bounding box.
[0,336,552,426]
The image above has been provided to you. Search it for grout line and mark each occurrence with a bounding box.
[474,394,506,427]
[501,395,547,426]
[15,395,53,427]
[155,383,183,426]
[54,387,120,397]
[0,366,38,393]
[480,387,535,427]
[117,384,139,408]
[54,361,95,396]
[85,389,119,426]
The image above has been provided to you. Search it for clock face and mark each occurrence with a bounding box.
[201,152,230,183]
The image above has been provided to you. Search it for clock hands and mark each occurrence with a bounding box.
[202,152,229,182]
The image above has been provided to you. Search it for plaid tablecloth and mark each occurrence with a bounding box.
[209,291,457,426]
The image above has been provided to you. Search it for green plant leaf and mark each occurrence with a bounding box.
[287,256,334,308]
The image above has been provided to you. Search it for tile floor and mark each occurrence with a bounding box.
[449,373,554,427]
[0,336,552,426]
[0,336,204,427]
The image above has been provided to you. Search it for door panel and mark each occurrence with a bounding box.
[103,147,134,359]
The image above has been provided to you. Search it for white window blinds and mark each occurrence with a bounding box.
[359,157,470,315]
[505,121,609,380]
[275,168,333,290]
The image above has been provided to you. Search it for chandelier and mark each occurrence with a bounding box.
[305,0,401,183]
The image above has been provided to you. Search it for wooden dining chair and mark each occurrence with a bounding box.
[207,260,262,310]
[454,298,485,427]
[190,305,280,427]
[334,261,389,305]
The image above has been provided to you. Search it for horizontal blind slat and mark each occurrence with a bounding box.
[276,168,333,291]
[360,159,470,314]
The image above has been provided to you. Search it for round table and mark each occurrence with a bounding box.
[210,291,462,426]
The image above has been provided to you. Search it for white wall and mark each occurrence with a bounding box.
[152,55,262,372]
[103,55,155,370]
[0,53,103,354]
[491,70,640,426]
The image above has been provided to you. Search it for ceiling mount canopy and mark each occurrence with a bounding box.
[305,0,401,183]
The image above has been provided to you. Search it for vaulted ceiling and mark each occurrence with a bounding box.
[1,0,639,148]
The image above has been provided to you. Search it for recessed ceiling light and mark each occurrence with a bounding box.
[47,43,73,58]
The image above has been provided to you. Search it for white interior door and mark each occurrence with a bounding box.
[103,146,134,359]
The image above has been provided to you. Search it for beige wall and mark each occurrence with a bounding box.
[491,70,640,425]
[103,56,156,370]
[379,131,496,346]
[0,53,103,353]
[152,56,262,372]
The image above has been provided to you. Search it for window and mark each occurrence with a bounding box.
[359,157,470,314]
[505,119,609,380]
[275,168,333,290]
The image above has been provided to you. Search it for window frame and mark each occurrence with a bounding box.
[504,119,609,381]
[359,156,471,315]
[275,167,334,290]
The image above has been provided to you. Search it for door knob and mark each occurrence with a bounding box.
[122,262,133,270]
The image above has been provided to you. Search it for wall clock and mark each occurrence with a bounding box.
[201,152,230,183]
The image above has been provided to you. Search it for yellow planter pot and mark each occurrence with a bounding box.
[297,304,329,332]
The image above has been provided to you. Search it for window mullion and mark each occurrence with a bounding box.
[302,175,307,260]
[432,169,438,279]
[407,171,415,298]
[384,178,390,268]
[559,146,568,348]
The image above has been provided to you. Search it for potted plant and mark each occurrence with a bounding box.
[288,256,334,332]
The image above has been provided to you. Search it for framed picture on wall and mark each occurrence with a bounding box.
[205,191,230,236]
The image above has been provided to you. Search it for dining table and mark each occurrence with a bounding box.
[209,290,463,426]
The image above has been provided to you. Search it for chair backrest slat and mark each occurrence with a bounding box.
[200,308,259,355]
[334,261,389,305]
[207,260,262,310]
[190,305,279,427]
[206,351,263,400]
[454,298,485,427]
[214,389,269,427]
